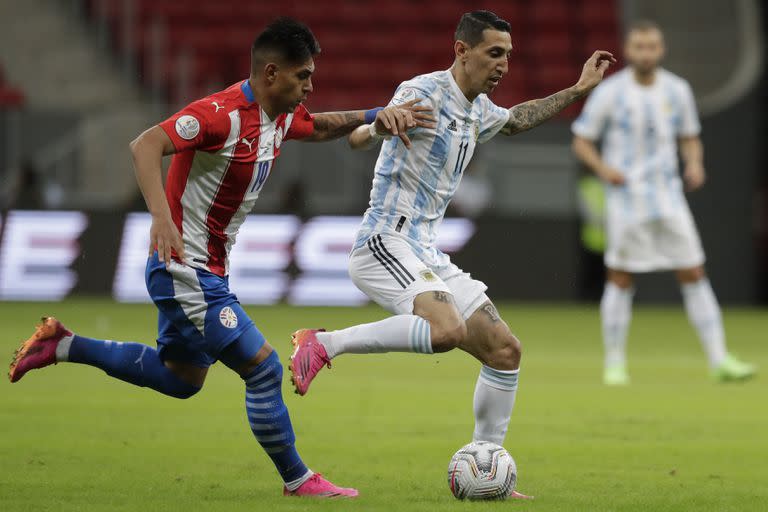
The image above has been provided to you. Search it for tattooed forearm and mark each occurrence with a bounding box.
[308,111,365,141]
[500,86,584,136]
[433,291,454,304]
[480,302,501,323]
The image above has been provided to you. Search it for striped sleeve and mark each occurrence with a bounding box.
[477,96,511,143]
[572,83,612,141]
[285,103,315,140]
[159,99,230,152]
[677,81,701,137]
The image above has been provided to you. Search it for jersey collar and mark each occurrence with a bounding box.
[241,79,255,102]
[445,70,474,111]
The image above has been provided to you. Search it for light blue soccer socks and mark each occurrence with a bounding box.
[60,336,201,398]
[472,366,519,446]
[317,315,433,358]
[242,351,311,489]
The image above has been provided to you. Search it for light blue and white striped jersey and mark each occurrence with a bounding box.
[571,68,701,223]
[353,70,509,267]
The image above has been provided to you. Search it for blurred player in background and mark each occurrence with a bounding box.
[571,20,756,385]
[289,10,614,496]
[8,18,432,497]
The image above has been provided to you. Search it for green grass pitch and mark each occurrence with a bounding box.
[1,299,766,511]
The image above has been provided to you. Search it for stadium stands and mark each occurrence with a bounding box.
[0,65,25,108]
[88,0,619,113]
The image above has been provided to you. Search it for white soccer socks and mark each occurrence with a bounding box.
[472,366,519,445]
[317,315,432,359]
[600,282,633,368]
[681,278,727,368]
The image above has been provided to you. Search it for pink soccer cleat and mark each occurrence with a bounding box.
[288,329,331,396]
[283,473,358,498]
[8,317,72,383]
[510,490,534,499]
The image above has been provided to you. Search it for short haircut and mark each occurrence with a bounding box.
[625,19,663,38]
[251,17,320,67]
[454,10,511,47]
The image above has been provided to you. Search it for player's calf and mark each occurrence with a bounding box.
[484,331,522,371]
[464,303,522,371]
[413,290,468,353]
[429,319,468,353]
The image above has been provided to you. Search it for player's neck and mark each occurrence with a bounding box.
[449,65,479,102]
[632,68,657,87]
[248,77,281,119]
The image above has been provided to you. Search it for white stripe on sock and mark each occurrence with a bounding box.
[284,470,314,491]
[54,334,75,362]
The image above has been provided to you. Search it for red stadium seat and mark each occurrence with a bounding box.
[86,0,619,115]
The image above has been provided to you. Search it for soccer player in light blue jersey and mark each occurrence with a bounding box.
[571,20,755,385]
[289,11,614,492]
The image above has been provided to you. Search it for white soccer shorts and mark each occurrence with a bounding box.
[605,208,706,272]
[349,233,489,319]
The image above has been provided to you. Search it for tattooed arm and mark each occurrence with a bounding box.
[308,101,436,146]
[304,111,367,142]
[500,50,616,136]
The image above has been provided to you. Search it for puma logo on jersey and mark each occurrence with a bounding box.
[212,101,224,112]
[241,137,255,152]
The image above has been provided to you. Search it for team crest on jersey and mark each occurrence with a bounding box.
[219,307,238,328]
[175,115,200,140]
[274,127,284,150]
[420,269,437,282]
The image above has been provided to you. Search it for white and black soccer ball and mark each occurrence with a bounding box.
[447,441,517,500]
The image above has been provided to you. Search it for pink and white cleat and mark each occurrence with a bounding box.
[8,317,72,383]
[510,490,534,499]
[288,329,331,396]
[283,473,358,498]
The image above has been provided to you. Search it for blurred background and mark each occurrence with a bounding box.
[0,0,765,306]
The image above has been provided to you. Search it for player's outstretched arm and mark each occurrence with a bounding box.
[129,126,185,265]
[348,100,435,150]
[500,51,616,136]
[308,101,434,147]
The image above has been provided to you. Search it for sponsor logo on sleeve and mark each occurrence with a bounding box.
[392,87,417,105]
[175,115,200,140]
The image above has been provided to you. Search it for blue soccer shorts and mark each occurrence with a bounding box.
[145,252,262,368]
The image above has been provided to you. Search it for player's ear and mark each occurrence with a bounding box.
[264,62,279,84]
[454,40,470,62]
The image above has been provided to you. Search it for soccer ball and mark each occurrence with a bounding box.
[447,441,517,500]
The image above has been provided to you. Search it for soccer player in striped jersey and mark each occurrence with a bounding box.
[289,11,614,496]
[571,20,755,385]
[8,18,433,498]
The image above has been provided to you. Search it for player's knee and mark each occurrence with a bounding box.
[676,266,705,284]
[430,319,468,353]
[168,381,202,399]
[489,332,522,370]
[607,270,633,289]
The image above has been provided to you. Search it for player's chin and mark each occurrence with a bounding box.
[484,82,499,94]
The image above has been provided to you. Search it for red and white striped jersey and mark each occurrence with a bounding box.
[158,80,314,276]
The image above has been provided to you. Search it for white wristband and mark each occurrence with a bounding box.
[368,122,384,141]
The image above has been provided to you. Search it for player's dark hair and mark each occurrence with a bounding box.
[251,17,320,67]
[625,19,663,37]
[454,10,511,47]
